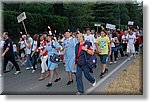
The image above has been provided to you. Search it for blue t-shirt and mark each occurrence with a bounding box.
[45,41,60,57]
[62,37,78,58]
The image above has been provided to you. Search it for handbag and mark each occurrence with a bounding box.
[50,53,61,64]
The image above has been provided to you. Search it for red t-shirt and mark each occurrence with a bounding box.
[77,43,93,57]
[38,40,48,56]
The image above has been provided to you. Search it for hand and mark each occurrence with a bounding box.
[74,63,76,70]
[82,46,87,51]
[109,51,111,56]
[2,53,5,57]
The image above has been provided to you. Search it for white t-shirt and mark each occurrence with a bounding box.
[32,41,37,51]
[84,34,96,50]
[13,44,17,52]
[128,34,136,45]
[110,38,115,47]
[28,37,33,46]
[20,41,26,49]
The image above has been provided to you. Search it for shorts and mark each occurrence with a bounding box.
[127,44,135,53]
[99,54,108,64]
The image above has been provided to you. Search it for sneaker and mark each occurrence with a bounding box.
[54,78,61,82]
[114,61,117,63]
[31,66,33,69]
[32,70,36,73]
[76,92,83,95]
[100,72,104,78]
[67,80,73,85]
[92,79,96,86]
[14,71,21,75]
[110,62,113,65]
[46,83,52,87]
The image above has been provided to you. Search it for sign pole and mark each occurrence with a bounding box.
[97,26,98,32]
[22,20,27,34]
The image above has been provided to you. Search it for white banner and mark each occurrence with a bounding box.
[128,21,134,25]
[17,12,27,23]
[106,23,116,30]
[94,23,101,27]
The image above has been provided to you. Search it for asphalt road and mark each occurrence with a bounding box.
[1,53,139,95]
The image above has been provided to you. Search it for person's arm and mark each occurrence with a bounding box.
[108,42,111,56]
[133,35,136,44]
[2,47,9,57]
[31,46,38,57]
[82,45,94,55]
[25,39,31,48]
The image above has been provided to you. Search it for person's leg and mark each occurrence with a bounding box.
[9,56,20,71]
[110,48,113,63]
[114,50,118,61]
[31,54,36,70]
[82,65,95,84]
[54,68,60,79]
[48,70,54,83]
[26,54,32,68]
[3,56,9,71]
[76,65,84,93]
[119,47,124,57]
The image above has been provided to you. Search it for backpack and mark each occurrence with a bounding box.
[76,41,97,69]
[84,52,97,69]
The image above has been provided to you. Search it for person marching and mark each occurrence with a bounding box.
[30,34,39,73]
[127,27,136,60]
[122,29,129,56]
[134,31,142,54]
[109,32,118,64]
[74,33,96,95]
[95,30,111,78]
[62,31,78,85]
[41,35,61,87]
[37,35,49,81]
[2,32,21,74]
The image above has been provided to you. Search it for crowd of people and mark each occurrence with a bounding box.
[0,26,143,94]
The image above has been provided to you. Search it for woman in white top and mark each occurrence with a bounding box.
[24,36,33,70]
[18,37,26,65]
[109,33,118,64]
[30,34,39,73]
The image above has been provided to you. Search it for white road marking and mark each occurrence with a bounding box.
[84,58,129,94]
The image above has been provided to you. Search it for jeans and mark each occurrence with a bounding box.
[31,52,38,70]
[26,54,32,67]
[110,47,117,62]
[76,64,95,93]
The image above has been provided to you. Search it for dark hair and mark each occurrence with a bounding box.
[128,27,134,31]
[85,28,91,32]
[101,30,107,35]
[116,30,120,34]
[4,32,9,36]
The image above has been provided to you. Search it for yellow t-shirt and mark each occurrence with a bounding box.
[96,36,110,55]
